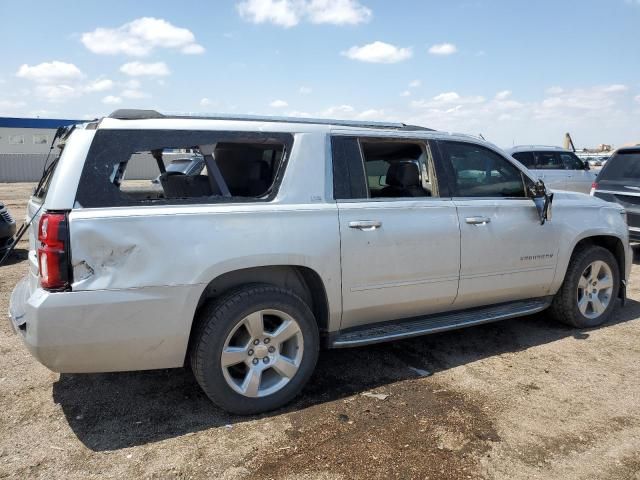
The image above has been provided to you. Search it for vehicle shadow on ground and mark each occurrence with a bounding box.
[52,299,640,451]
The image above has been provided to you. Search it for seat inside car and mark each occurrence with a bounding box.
[380,162,426,197]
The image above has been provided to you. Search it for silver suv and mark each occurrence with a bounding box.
[506,145,596,194]
[9,110,631,414]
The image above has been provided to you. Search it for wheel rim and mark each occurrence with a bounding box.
[577,260,614,320]
[220,309,304,398]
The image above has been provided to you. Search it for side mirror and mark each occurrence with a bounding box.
[584,161,590,171]
[529,179,553,225]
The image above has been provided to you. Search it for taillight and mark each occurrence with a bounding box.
[590,182,598,196]
[37,212,71,291]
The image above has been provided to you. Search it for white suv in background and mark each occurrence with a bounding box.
[506,145,596,194]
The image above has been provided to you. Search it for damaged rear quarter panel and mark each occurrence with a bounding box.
[68,203,341,304]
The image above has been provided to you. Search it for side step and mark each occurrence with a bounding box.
[330,297,553,348]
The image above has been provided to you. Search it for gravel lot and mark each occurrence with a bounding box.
[1,182,639,480]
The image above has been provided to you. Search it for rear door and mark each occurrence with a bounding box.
[333,135,461,329]
[438,140,560,308]
[559,151,596,194]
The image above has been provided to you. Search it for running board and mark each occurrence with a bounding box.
[330,297,553,348]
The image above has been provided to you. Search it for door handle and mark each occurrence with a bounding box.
[349,220,382,231]
[465,216,491,225]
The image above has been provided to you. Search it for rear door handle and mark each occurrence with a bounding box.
[349,220,382,231]
[465,216,491,225]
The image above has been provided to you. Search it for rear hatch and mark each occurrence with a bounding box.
[594,148,640,228]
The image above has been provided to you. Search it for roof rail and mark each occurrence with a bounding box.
[108,109,433,131]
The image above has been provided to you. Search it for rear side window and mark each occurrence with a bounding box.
[331,136,441,199]
[598,150,640,181]
[76,130,292,208]
[440,141,527,198]
[511,151,535,168]
[534,151,564,170]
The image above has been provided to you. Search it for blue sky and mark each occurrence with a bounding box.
[0,0,639,148]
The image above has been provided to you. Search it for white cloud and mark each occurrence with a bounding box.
[237,0,371,27]
[237,0,301,27]
[320,104,355,118]
[269,99,289,108]
[409,79,421,88]
[400,90,411,97]
[602,84,628,93]
[356,108,385,120]
[121,89,150,99]
[402,82,638,147]
[120,61,170,77]
[299,86,312,95]
[285,110,313,117]
[342,41,412,64]
[34,84,78,103]
[200,97,218,107]
[102,95,122,105]
[306,0,372,25]
[123,79,142,89]
[0,99,27,114]
[16,61,83,83]
[635,95,640,104]
[84,78,114,93]
[428,43,457,56]
[181,43,206,55]
[537,84,628,114]
[81,17,204,56]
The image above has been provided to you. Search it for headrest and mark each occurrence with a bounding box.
[386,162,420,187]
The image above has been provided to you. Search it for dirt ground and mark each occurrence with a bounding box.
[1,182,639,480]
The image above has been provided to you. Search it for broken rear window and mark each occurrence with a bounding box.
[75,130,292,208]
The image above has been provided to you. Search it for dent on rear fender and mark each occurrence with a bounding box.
[70,223,143,289]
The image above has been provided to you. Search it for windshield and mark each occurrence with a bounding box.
[598,150,640,181]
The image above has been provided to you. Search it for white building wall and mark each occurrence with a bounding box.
[0,127,60,155]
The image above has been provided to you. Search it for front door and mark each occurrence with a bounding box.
[559,151,596,194]
[332,135,461,329]
[438,140,561,308]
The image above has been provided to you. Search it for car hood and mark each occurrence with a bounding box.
[552,190,622,209]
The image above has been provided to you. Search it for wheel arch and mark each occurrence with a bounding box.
[186,265,330,362]
[555,234,627,300]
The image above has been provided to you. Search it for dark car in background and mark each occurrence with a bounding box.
[591,147,640,241]
[0,202,17,253]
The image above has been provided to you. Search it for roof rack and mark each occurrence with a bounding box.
[108,109,433,131]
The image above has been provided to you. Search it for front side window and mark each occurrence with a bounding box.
[559,152,586,170]
[440,141,527,198]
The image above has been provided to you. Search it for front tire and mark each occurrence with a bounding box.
[190,284,319,415]
[550,245,619,328]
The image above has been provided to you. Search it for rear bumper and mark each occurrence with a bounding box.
[8,275,202,373]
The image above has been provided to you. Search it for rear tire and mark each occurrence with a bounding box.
[549,245,619,328]
[190,284,319,415]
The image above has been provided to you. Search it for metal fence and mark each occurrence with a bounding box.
[0,153,185,183]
